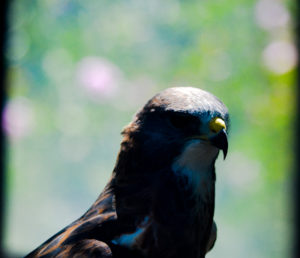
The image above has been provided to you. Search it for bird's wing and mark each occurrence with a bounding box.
[49,239,113,258]
[25,213,117,258]
[25,185,120,258]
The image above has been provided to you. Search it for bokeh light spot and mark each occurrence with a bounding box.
[42,48,74,82]
[7,29,30,62]
[2,97,35,141]
[208,51,232,81]
[77,57,122,100]
[262,40,297,75]
[255,0,290,31]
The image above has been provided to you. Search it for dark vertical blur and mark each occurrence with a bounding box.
[295,4,300,258]
[0,0,8,257]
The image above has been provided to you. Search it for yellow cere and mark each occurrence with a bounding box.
[209,117,226,133]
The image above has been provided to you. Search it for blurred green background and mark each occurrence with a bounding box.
[3,0,296,257]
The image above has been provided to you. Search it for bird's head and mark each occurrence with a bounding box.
[120,87,229,174]
[112,87,228,252]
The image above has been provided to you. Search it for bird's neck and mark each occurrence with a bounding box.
[112,137,218,209]
[171,139,218,202]
[108,137,217,257]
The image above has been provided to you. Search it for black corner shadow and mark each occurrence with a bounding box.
[0,0,8,257]
[295,6,300,258]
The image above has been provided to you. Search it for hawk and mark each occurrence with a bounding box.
[26,87,229,258]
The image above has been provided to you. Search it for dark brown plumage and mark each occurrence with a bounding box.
[25,87,229,258]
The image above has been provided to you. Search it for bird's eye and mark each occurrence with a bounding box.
[168,113,196,129]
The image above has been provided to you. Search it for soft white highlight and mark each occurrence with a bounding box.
[111,216,149,247]
[262,41,297,75]
[172,139,219,198]
[255,0,290,31]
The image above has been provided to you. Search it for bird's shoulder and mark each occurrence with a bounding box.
[25,186,119,258]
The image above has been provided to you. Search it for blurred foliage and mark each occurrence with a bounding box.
[4,0,295,257]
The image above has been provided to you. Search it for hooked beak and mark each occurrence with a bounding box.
[210,128,228,159]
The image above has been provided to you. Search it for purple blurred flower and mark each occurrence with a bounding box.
[77,57,122,100]
[2,97,34,141]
